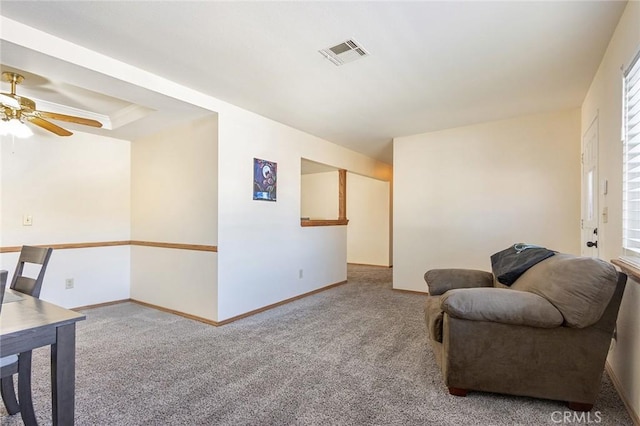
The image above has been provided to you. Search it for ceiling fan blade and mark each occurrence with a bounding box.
[35,110,102,128]
[26,116,73,136]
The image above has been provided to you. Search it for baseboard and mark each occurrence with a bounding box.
[128,279,349,327]
[606,361,640,426]
[72,299,131,312]
[130,299,219,326]
[215,280,348,325]
[392,288,427,296]
[347,263,392,268]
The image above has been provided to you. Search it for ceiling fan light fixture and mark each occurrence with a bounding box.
[0,117,33,138]
[2,72,103,138]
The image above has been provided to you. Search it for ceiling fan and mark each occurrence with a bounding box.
[0,72,102,137]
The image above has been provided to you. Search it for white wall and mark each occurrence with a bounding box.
[393,109,581,292]
[581,1,640,420]
[300,171,339,219]
[216,103,391,321]
[0,16,394,323]
[130,115,218,321]
[0,131,131,307]
[301,171,392,267]
[347,172,391,267]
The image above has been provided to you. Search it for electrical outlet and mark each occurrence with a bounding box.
[65,278,74,289]
[22,215,33,226]
[299,269,303,279]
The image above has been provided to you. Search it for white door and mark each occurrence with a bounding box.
[582,117,599,257]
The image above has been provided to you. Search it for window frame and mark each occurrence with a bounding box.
[621,48,640,266]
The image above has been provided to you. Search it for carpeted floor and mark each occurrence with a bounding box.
[0,265,633,425]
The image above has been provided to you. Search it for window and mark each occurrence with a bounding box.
[622,49,640,263]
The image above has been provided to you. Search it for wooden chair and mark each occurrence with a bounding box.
[10,245,53,298]
[0,268,26,422]
[1,246,53,426]
[0,269,6,305]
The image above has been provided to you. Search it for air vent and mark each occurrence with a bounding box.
[319,39,369,66]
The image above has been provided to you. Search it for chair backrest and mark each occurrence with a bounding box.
[0,269,7,313]
[511,253,619,328]
[10,246,53,298]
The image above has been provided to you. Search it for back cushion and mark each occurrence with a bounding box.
[511,254,618,328]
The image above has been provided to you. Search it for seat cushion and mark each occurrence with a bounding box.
[511,254,618,328]
[424,296,444,343]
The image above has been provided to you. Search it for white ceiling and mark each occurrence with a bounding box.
[0,1,628,164]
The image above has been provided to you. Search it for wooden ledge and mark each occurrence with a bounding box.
[301,219,349,227]
[611,258,640,284]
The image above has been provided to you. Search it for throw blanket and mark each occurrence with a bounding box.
[491,243,556,285]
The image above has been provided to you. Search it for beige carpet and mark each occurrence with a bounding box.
[0,265,633,425]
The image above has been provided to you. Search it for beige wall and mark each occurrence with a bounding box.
[301,171,339,220]
[300,170,391,267]
[0,131,131,307]
[393,109,581,292]
[130,114,218,320]
[347,172,391,267]
[581,1,640,421]
[216,102,392,320]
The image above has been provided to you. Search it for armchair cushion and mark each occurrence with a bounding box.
[512,254,618,328]
[424,269,494,296]
[440,288,564,328]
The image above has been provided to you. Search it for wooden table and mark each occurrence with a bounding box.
[0,290,85,425]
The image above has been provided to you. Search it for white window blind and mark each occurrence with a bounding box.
[622,50,640,263]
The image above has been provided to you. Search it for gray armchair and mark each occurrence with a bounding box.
[424,253,626,411]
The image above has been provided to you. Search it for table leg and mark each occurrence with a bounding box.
[0,376,19,415]
[51,323,77,426]
[17,350,37,426]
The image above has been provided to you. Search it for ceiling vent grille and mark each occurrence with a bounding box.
[319,39,369,66]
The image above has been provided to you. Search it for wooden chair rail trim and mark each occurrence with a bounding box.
[0,241,218,253]
[611,259,640,284]
[301,219,349,227]
[129,241,217,252]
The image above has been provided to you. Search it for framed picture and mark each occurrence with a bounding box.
[253,158,277,201]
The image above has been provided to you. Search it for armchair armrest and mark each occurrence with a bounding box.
[440,288,563,328]
[424,269,494,296]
